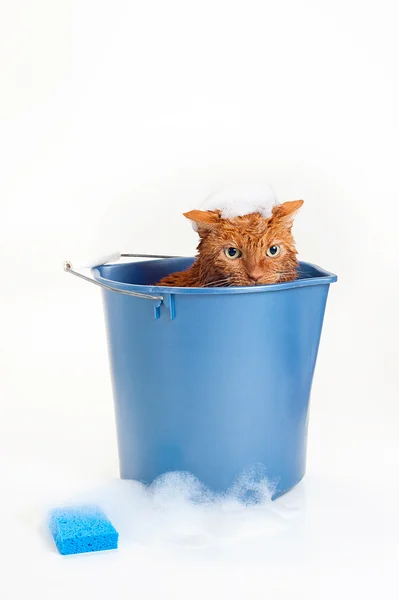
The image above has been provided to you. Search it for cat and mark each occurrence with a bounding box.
[156,200,303,287]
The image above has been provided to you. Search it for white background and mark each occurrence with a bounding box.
[1,1,398,599]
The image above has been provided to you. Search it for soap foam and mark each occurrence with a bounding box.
[81,469,298,549]
[190,184,278,231]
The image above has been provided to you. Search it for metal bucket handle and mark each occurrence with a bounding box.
[64,253,177,302]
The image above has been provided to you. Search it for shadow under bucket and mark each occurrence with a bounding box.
[93,258,337,499]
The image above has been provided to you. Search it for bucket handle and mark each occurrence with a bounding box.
[63,253,177,302]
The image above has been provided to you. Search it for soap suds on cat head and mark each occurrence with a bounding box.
[191,184,279,231]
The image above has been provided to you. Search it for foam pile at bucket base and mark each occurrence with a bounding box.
[82,469,300,548]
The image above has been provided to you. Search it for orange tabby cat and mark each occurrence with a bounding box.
[157,200,303,287]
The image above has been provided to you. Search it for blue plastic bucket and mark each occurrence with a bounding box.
[93,258,336,498]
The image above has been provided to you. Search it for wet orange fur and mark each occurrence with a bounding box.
[157,200,304,287]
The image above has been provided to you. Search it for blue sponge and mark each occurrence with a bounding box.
[49,506,119,555]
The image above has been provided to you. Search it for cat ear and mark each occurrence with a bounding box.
[183,210,221,234]
[272,200,304,226]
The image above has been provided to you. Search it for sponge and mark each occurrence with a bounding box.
[49,505,119,555]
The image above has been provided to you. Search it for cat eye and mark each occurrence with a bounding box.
[224,247,242,259]
[266,244,281,257]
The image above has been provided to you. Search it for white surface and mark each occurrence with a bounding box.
[81,251,121,269]
[1,0,399,598]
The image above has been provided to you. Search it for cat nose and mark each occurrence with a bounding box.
[248,268,263,282]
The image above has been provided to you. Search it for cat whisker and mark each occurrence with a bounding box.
[276,272,297,282]
[227,279,243,287]
[202,278,232,288]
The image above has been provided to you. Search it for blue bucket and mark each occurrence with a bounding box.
[92,257,336,498]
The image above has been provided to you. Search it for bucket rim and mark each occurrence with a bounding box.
[92,259,337,296]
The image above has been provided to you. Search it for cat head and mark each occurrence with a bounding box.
[184,200,303,286]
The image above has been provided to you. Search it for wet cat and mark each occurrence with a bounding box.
[157,200,303,287]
